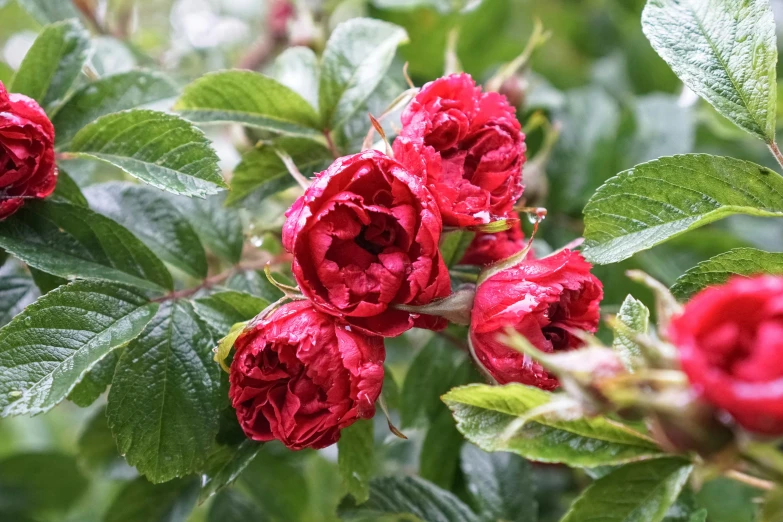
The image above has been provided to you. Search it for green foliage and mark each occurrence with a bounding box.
[583,155,783,264]
[174,70,323,138]
[319,18,408,129]
[53,70,178,146]
[166,193,244,264]
[671,247,783,299]
[199,440,262,503]
[16,0,79,24]
[338,475,481,522]
[104,477,200,522]
[193,290,268,335]
[0,452,88,518]
[0,280,157,416]
[460,444,537,522]
[560,458,693,522]
[338,419,375,504]
[208,489,269,522]
[10,19,89,109]
[444,384,661,467]
[107,301,221,483]
[84,182,208,279]
[228,137,332,206]
[0,201,173,292]
[612,295,650,370]
[642,0,778,141]
[67,110,226,197]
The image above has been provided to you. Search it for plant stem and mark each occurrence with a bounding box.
[152,259,270,302]
[768,141,783,172]
[324,131,340,159]
[724,469,775,491]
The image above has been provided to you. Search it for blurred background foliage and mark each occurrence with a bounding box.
[1,0,781,520]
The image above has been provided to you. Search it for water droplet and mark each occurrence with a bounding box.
[23,317,32,325]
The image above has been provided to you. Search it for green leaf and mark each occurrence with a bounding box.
[401,336,468,429]
[68,348,121,407]
[420,408,465,489]
[16,0,79,24]
[274,46,319,111]
[338,475,481,522]
[77,406,129,476]
[50,169,87,206]
[193,291,268,335]
[460,444,536,522]
[208,489,269,522]
[226,270,285,302]
[53,70,178,147]
[0,452,88,515]
[104,477,200,522]
[319,18,408,128]
[561,458,693,522]
[671,247,783,299]
[199,440,262,503]
[695,478,757,522]
[629,94,695,165]
[612,295,650,371]
[0,201,173,292]
[761,488,783,522]
[443,384,662,467]
[0,275,38,327]
[338,419,374,504]
[642,0,777,141]
[547,86,623,213]
[583,154,783,265]
[228,137,332,206]
[240,450,309,521]
[0,280,158,416]
[174,70,323,138]
[440,230,475,268]
[67,109,226,197]
[29,266,67,294]
[85,182,208,279]
[167,193,243,264]
[107,300,221,483]
[10,19,89,108]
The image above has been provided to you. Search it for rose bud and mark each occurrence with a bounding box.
[459,211,528,266]
[229,300,385,450]
[668,275,783,436]
[393,73,525,228]
[469,249,603,390]
[0,81,57,219]
[283,150,451,337]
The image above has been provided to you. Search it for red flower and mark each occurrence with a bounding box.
[393,73,525,228]
[469,249,603,390]
[669,276,783,435]
[0,81,57,219]
[267,0,294,38]
[229,300,385,450]
[459,211,528,266]
[283,150,451,337]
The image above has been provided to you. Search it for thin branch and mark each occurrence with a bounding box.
[724,469,775,491]
[324,130,340,159]
[152,259,270,302]
[768,141,783,173]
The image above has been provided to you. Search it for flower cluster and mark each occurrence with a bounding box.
[0,81,57,219]
[229,73,605,449]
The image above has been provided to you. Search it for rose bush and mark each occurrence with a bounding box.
[229,300,385,450]
[283,149,451,337]
[0,81,56,219]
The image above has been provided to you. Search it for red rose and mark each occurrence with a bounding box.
[669,276,783,435]
[0,81,57,219]
[394,73,525,228]
[469,249,603,389]
[283,150,451,337]
[459,211,528,266]
[229,300,385,450]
